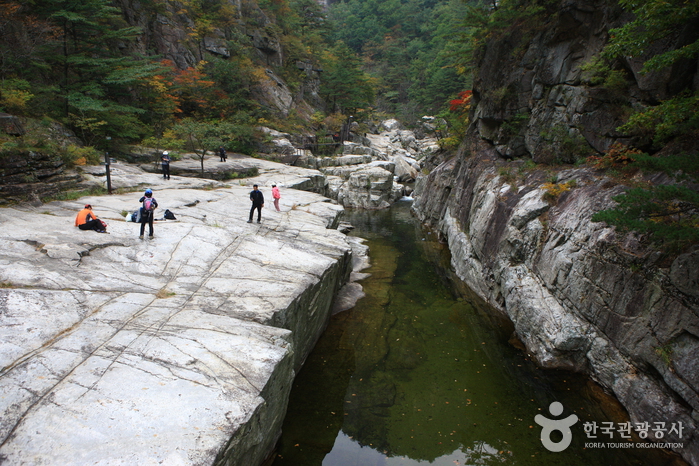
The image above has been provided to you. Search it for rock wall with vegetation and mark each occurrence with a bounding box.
[414,144,698,464]
[469,0,698,163]
[0,0,376,170]
[413,0,699,464]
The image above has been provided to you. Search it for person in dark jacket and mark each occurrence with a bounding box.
[218,146,227,162]
[161,151,171,180]
[138,188,158,239]
[248,184,264,223]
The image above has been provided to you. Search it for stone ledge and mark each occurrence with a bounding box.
[0,184,353,465]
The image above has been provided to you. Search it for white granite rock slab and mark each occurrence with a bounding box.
[0,177,353,465]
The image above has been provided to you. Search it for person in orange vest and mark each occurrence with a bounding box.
[75,204,107,233]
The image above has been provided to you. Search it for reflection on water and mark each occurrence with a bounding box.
[326,432,508,465]
[271,201,676,466]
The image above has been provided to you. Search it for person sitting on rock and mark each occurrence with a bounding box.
[75,204,107,233]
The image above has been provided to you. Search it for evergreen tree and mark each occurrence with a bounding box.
[328,0,472,118]
[35,0,161,141]
[320,42,375,114]
[590,0,699,250]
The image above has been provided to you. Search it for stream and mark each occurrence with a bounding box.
[270,200,676,466]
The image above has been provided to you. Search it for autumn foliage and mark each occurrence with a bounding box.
[586,142,643,170]
[449,90,472,113]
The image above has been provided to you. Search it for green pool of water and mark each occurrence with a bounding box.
[271,201,677,466]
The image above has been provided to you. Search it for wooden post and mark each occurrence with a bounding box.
[105,136,112,195]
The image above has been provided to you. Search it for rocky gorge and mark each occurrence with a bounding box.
[412,143,698,464]
[1,107,698,464]
[0,123,440,465]
[2,0,697,461]
[0,175,355,465]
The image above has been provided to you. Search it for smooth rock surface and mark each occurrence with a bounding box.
[0,164,354,465]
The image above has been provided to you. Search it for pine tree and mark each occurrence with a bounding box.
[320,42,375,114]
[27,0,160,142]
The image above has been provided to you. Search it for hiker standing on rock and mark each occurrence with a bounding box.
[75,204,107,233]
[219,146,227,162]
[161,151,171,180]
[248,184,264,223]
[139,188,158,239]
[271,183,281,211]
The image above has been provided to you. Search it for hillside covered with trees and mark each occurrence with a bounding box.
[0,0,378,159]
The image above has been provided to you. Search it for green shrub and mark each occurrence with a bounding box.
[592,185,699,250]
[61,145,101,166]
[501,113,530,138]
[618,93,699,146]
[539,125,594,163]
[0,79,33,114]
[142,132,185,151]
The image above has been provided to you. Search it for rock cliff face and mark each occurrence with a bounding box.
[413,141,699,465]
[113,0,318,119]
[471,0,697,162]
[412,0,699,464]
[0,151,77,203]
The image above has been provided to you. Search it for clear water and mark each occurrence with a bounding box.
[271,201,680,466]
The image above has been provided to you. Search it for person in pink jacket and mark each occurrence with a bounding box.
[271,183,281,211]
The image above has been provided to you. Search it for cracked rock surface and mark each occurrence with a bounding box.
[0,165,354,465]
[412,143,699,465]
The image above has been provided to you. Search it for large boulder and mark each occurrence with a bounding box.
[342,141,374,156]
[396,130,419,152]
[416,138,440,160]
[391,154,419,182]
[337,166,402,209]
[272,137,295,155]
[380,119,401,132]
